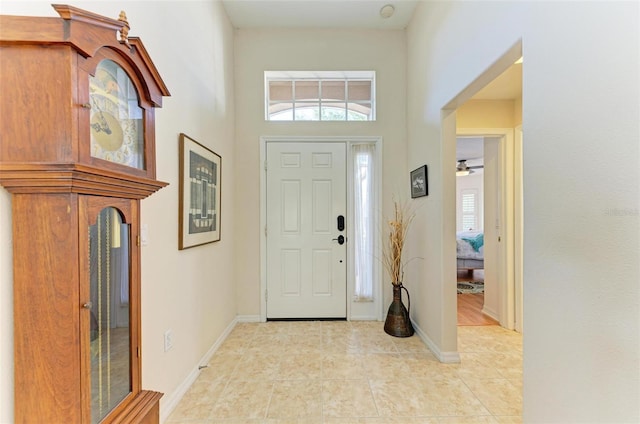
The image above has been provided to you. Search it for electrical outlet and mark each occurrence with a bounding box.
[164,329,174,352]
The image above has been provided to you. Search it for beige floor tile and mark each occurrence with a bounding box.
[361,353,413,379]
[166,400,214,422]
[186,374,228,403]
[392,335,431,353]
[277,353,322,380]
[420,378,491,416]
[369,378,431,417]
[265,419,323,424]
[370,377,490,417]
[288,320,322,335]
[490,351,523,369]
[232,322,260,336]
[166,373,228,422]
[358,334,400,353]
[325,418,437,423]
[322,320,355,333]
[457,327,522,355]
[322,353,366,379]
[209,380,273,419]
[267,380,323,419]
[497,367,523,380]
[231,352,281,380]
[507,378,523,392]
[203,353,243,378]
[493,416,523,424]
[438,416,498,423]
[168,323,522,422]
[457,353,505,380]
[464,378,523,416]
[286,334,323,354]
[215,335,251,354]
[255,321,291,335]
[323,333,361,353]
[402,352,458,380]
[246,333,291,353]
[351,320,383,330]
[322,379,378,418]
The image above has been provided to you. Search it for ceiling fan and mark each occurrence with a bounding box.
[456,160,483,176]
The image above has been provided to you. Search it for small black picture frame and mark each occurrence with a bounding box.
[410,165,428,198]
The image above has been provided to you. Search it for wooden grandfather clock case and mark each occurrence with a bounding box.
[0,5,170,423]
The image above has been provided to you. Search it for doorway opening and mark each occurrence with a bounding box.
[442,41,523,341]
[455,131,520,329]
[455,136,498,326]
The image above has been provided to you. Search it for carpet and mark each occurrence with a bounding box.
[457,281,484,294]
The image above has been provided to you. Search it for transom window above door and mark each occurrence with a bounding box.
[265,71,375,121]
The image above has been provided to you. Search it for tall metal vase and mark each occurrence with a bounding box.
[384,284,414,337]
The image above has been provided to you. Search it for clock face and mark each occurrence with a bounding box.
[89,60,145,169]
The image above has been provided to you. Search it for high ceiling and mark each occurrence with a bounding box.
[222,0,522,100]
[222,0,419,30]
[223,0,522,165]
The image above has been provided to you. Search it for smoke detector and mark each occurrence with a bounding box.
[380,4,395,19]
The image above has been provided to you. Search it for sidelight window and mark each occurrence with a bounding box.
[353,143,376,301]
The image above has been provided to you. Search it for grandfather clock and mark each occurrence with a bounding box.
[0,4,170,423]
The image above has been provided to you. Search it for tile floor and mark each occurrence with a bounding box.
[166,321,522,424]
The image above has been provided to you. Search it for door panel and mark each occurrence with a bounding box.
[266,142,346,318]
[282,249,301,295]
[78,196,140,423]
[312,249,332,295]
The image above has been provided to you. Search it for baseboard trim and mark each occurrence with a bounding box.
[160,317,238,423]
[482,306,499,322]
[350,315,379,321]
[411,319,461,364]
[236,314,262,323]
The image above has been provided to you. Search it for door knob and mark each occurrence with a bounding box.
[332,235,345,245]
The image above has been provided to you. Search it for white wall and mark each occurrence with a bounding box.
[0,1,236,422]
[233,29,407,318]
[407,1,639,422]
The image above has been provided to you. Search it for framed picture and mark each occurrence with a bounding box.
[179,133,221,249]
[410,165,428,198]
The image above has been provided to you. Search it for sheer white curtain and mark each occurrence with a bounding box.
[353,144,376,301]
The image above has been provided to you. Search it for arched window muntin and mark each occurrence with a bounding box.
[265,71,375,121]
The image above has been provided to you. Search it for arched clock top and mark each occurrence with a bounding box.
[0,4,170,105]
[52,4,170,107]
[0,3,170,194]
[80,42,169,109]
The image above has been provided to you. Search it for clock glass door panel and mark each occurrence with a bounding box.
[88,207,132,423]
[89,59,145,170]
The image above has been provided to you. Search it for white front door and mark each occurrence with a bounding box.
[266,142,347,318]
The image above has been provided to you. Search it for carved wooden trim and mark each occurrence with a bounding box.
[110,391,163,424]
[0,163,168,199]
[0,5,170,103]
[128,37,171,105]
[53,4,124,31]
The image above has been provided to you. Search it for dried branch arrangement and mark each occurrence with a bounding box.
[381,200,416,286]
